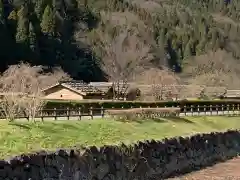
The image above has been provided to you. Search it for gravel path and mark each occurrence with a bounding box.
[169,157,240,180]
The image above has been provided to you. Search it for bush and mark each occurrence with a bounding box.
[44,99,240,113]
[106,107,181,120]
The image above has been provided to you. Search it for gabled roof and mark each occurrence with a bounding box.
[89,82,134,93]
[41,83,87,96]
[42,80,105,95]
[61,81,103,94]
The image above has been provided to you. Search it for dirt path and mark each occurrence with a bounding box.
[169,157,240,180]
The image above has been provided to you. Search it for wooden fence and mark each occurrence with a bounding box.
[2,103,240,120]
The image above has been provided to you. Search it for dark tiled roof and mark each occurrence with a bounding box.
[89,82,113,93]
[60,80,103,94]
[89,82,130,93]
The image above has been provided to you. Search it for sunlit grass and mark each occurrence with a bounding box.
[0,116,239,159]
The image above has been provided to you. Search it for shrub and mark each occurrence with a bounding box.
[106,107,181,120]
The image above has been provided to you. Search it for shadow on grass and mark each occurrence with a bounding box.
[8,123,31,130]
[163,117,195,124]
[115,118,169,124]
[35,122,80,134]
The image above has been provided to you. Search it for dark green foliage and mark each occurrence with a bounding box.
[44,99,240,114]
[1,0,240,80]
[103,0,240,71]
[40,5,55,35]
[0,0,104,81]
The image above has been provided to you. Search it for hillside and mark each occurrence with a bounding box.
[0,0,240,85]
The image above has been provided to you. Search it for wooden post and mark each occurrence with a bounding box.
[190,105,193,116]
[222,104,224,115]
[238,104,240,115]
[101,106,104,118]
[90,106,93,120]
[41,109,44,122]
[78,107,81,120]
[232,104,235,116]
[210,105,212,116]
[197,105,200,116]
[67,107,70,120]
[177,105,180,117]
[204,105,206,116]
[184,105,187,116]
[227,104,230,115]
[54,108,57,121]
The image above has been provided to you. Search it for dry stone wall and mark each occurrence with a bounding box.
[0,130,240,180]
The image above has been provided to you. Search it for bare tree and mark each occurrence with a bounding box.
[38,67,72,89]
[0,63,71,121]
[0,92,24,121]
[137,67,180,100]
[99,29,152,99]
[185,50,240,88]
[177,85,205,100]
[21,89,45,122]
[184,50,240,98]
[0,63,43,121]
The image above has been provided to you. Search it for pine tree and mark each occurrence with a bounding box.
[40,5,55,35]
[35,0,44,20]
[214,37,221,51]
[15,6,28,44]
[196,38,206,55]
[29,22,37,51]
[0,0,4,24]
[8,10,17,21]
[157,29,165,45]
[177,48,183,61]
[183,40,192,60]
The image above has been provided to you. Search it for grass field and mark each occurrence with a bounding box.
[0,116,240,159]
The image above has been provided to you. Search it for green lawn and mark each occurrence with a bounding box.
[0,116,240,159]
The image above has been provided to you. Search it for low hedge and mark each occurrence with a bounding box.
[45,99,240,111]
[1,130,240,179]
[106,107,181,120]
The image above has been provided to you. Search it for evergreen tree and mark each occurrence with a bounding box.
[15,6,28,44]
[157,29,165,45]
[214,37,221,51]
[177,48,183,61]
[40,5,55,35]
[8,10,17,21]
[196,38,206,55]
[7,10,18,36]
[183,40,192,60]
[29,22,37,51]
[35,0,44,20]
[0,0,4,24]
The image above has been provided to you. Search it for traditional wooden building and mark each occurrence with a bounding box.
[42,81,106,101]
[42,81,142,101]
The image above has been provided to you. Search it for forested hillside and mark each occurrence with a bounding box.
[1,0,240,84]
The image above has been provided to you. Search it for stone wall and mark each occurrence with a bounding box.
[1,130,240,179]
